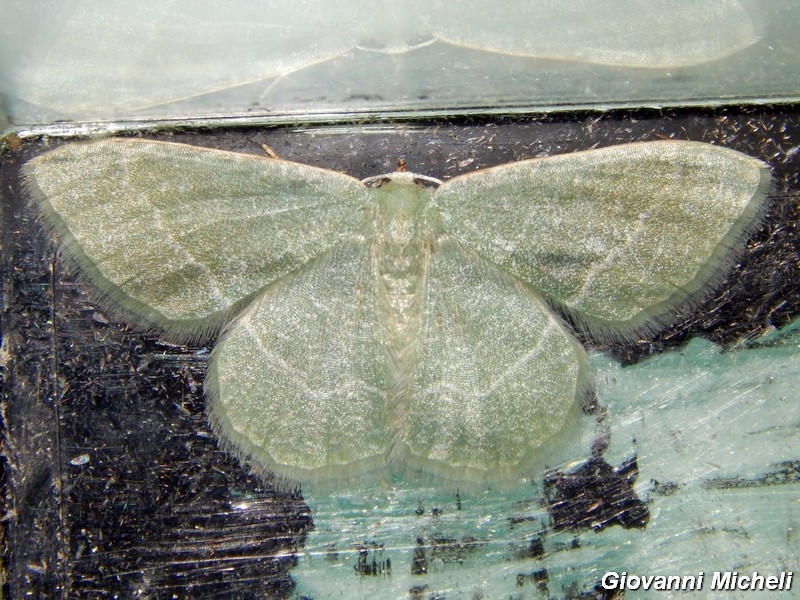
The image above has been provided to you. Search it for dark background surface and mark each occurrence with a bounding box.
[2,107,799,598]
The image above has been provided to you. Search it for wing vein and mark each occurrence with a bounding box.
[478,320,557,399]
[568,205,653,307]
[149,205,231,305]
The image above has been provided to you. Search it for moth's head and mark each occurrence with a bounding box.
[361,171,442,190]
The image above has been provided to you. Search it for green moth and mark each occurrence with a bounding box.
[23,139,770,486]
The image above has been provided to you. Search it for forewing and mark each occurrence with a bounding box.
[205,235,392,484]
[23,139,369,340]
[398,236,588,483]
[434,141,770,338]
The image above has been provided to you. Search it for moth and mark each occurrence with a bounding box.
[23,139,770,486]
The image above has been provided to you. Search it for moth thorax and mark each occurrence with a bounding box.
[371,182,433,337]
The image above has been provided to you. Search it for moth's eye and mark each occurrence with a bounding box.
[413,177,441,189]
[365,177,392,189]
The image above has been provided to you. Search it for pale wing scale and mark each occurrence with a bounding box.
[435,141,770,339]
[205,236,393,484]
[23,139,369,340]
[397,235,588,483]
